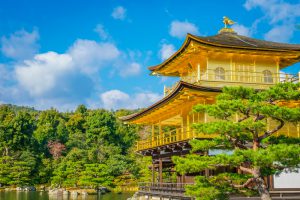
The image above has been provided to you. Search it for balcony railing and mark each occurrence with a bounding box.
[136,127,215,151]
[136,122,300,151]
[164,71,299,96]
[138,182,193,198]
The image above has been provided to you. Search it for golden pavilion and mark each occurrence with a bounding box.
[121,19,300,199]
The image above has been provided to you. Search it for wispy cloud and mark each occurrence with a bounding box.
[244,0,300,24]
[94,24,110,40]
[244,0,300,42]
[159,43,176,61]
[111,6,127,20]
[264,24,295,42]
[232,24,252,37]
[1,29,39,60]
[98,89,161,110]
[169,20,199,39]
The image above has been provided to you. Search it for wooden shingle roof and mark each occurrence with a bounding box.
[149,32,300,72]
[195,32,300,51]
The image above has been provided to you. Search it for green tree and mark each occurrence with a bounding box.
[34,109,68,154]
[0,156,13,185]
[38,157,53,184]
[51,148,88,187]
[0,106,36,156]
[79,163,113,188]
[65,112,86,149]
[173,83,300,200]
[85,109,117,146]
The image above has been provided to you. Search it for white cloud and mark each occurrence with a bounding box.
[169,20,199,39]
[159,43,176,60]
[244,0,300,24]
[68,39,120,75]
[111,6,127,20]
[100,90,161,110]
[120,62,141,77]
[232,24,252,37]
[2,25,144,110]
[100,90,129,109]
[94,24,109,40]
[244,0,300,42]
[1,29,39,60]
[15,52,74,97]
[0,64,11,83]
[264,24,294,42]
[14,38,135,98]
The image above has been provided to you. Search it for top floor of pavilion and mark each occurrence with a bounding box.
[149,25,300,94]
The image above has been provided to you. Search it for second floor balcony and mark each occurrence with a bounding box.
[136,120,300,152]
[164,70,299,96]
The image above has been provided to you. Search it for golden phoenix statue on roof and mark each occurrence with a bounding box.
[223,16,235,28]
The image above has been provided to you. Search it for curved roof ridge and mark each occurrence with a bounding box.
[120,81,221,122]
[233,34,258,47]
[149,32,300,72]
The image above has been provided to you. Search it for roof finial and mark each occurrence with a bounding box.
[223,16,235,28]
[219,16,236,34]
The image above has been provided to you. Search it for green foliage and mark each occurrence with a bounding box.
[79,164,113,188]
[0,104,142,188]
[174,83,300,199]
[185,176,229,200]
[34,109,68,149]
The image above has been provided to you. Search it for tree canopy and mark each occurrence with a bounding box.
[0,104,151,189]
[173,83,300,200]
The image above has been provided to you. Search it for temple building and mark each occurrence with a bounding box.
[121,19,300,199]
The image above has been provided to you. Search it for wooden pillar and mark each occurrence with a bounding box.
[206,57,209,80]
[176,128,180,141]
[268,175,274,190]
[197,63,201,81]
[159,158,163,185]
[230,57,233,81]
[276,60,280,83]
[181,114,184,139]
[152,125,155,147]
[253,60,256,83]
[159,123,162,145]
[182,174,185,184]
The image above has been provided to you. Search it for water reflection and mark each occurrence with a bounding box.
[0,191,134,200]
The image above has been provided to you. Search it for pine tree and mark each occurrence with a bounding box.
[173,83,300,200]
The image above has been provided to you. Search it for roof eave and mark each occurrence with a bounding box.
[120,81,221,122]
[148,33,300,73]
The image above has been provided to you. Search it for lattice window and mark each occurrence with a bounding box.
[263,70,273,83]
[215,67,225,80]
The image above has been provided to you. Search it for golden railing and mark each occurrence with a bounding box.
[136,122,300,151]
[136,127,215,151]
[164,71,299,96]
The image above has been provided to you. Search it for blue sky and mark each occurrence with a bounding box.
[0,0,300,111]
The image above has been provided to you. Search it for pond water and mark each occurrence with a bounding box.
[0,191,134,200]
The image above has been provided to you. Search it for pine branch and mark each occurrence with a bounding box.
[254,114,265,122]
[259,117,284,141]
[231,138,248,150]
[239,166,254,174]
[232,177,255,188]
